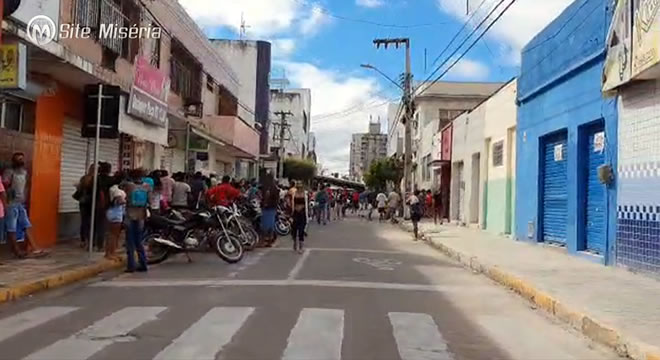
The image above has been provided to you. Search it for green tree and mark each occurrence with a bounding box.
[363,156,403,191]
[283,158,317,182]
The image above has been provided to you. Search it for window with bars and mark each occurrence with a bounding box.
[492,140,504,167]
[0,98,35,134]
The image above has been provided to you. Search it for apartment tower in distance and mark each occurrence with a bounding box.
[349,121,387,182]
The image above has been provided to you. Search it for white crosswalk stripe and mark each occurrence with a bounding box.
[154,307,255,360]
[23,307,166,360]
[389,312,454,360]
[0,307,78,343]
[0,306,455,360]
[282,308,345,360]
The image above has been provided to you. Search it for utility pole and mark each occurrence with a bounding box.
[373,38,413,197]
[273,111,293,180]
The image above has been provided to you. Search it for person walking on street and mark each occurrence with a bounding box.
[376,191,387,222]
[315,184,328,225]
[290,181,307,254]
[122,169,150,273]
[2,153,46,258]
[387,190,401,223]
[409,190,423,240]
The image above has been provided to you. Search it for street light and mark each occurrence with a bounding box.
[360,64,404,91]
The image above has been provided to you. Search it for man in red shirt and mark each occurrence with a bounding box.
[207,175,241,207]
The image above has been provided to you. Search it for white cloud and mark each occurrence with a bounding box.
[271,39,297,59]
[299,5,332,36]
[446,58,490,80]
[281,62,389,173]
[436,0,574,63]
[178,0,331,37]
[356,0,385,8]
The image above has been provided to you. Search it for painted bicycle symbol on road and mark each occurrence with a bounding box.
[353,257,402,271]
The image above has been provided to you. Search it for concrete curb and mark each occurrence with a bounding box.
[0,258,124,304]
[399,222,660,360]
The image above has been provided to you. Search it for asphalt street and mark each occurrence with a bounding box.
[0,216,622,360]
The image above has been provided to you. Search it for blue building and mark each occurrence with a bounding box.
[515,0,617,264]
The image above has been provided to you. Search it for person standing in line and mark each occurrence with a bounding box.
[433,187,444,225]
[2,153,46,258]
[207,175,241,207]
[409,190,423,240]
[159,170,175,209]
[0,174,6,247]
[105,177,126,261]
[259,173,279,247]
[376,191,388,222]
[122,169,150,273]
[189,172,207,209]
[147,170,162,215]
[92,162,115,252]
[74,164,95,249]
[290,181,307,254]
[171,172,191,210]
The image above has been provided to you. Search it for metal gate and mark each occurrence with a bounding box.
[541,132,568,244]
[585,125,606,253]
[59,118,89,213]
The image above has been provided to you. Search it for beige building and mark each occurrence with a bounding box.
[412,81,503,191]
[350,122,387,181]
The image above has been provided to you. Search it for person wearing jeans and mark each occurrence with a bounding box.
[122,169,150,273]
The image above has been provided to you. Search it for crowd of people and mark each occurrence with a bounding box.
[0,151,445,268]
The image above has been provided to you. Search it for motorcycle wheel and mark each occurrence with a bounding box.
[144,233,170,265]
[276,218,291,236]
[215,232,244,263]
[229,222,257,251]
[238,218,260,250]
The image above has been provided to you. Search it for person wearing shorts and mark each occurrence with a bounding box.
[376,192,387,222]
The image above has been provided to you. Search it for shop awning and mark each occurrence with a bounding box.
[191,126,227,147]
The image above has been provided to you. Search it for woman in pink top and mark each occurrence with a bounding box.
[0,175,6,244]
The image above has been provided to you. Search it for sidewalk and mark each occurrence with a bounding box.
[0,242,123,303]
[401,220,660,360]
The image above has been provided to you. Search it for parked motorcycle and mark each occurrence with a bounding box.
[144,208,244,264]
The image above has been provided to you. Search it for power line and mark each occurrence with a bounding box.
[418,0,507,92]
[428,0,489,71]
[417,0,517,96]
[312,98,396,124]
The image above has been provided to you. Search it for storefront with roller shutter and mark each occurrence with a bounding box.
[516,0,617,265]
[57,117,120,240]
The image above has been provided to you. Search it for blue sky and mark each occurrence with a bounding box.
[179,0,574,173]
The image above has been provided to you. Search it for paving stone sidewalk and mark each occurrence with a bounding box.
[401,220,660,360]
[0,243,121,302]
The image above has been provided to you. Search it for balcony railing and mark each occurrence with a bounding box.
[73,0,135,57]
[171,57,202,103]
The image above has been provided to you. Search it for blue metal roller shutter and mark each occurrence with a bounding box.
[542,133,568,244]
[585,125,606,254]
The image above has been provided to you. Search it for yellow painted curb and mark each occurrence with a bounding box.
[402,223,660,360]
[0,258,124,304]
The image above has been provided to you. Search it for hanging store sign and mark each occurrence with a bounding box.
[0,43,27,89]
[603,0,632,92]
[632,0,660,77]
[127,56,169,127]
